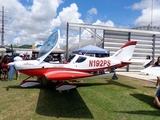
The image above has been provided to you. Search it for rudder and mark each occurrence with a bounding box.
[111,41,137,61]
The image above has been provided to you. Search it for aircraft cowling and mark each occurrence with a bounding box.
[45,70,93,81]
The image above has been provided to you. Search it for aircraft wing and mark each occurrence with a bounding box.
[44,70,93,81]
[115,59,151,68]
[141,67,160,76]
[122,59,152,67]
[129,59,152,66]
[101,59,151,69]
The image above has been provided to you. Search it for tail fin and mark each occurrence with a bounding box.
[111,41,137,61]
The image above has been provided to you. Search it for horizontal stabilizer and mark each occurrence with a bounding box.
[126,59,152,67]
[141,67,160,76]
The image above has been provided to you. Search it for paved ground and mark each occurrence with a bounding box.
[116,71,157,83]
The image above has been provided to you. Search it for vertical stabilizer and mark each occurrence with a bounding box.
[111,41,137,61]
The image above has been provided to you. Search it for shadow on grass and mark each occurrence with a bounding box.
[116,110,160,116]
[5,85,43,91]
[76,82,109,87]
[5,85,22,91]
[36,88,93,119]
[130,93,155,108]
[143,86,156,89]
[107,79,136,89]
[115,93,160,116]
[6,82,108,90]
[8,83,94,118]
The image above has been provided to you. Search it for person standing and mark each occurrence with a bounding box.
[1,60,9,81]
[1,55,11,80]
[0,56,3,79]
[153,56,160,88]
[14,54,23,80]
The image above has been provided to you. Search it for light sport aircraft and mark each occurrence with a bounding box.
[8,30,139,91]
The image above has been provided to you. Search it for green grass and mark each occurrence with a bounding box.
[0,73,159,120]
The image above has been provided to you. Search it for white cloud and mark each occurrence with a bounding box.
[51,3,84,47]
[93,20,115,27]
[0,0,116,48]
[0,0,85,46]
[0,0,63,45]
[88,8,97,15]
[131,0,160,26]
[31,0,61,21]
[131,0,151,10]
[85,8,98,24]
[52,3,84,30]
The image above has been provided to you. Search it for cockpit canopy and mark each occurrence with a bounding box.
[37,30,60,63]
[67,55,87,63]
[38,31,59,58]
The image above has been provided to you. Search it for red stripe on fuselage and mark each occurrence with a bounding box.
[19,68,94,81]
[19,68,70,76]
[45,71,93,80]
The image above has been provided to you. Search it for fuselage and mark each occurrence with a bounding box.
[10,54,122,77]
[8,30,137,82]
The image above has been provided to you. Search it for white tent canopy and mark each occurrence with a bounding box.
[73,45,109,54]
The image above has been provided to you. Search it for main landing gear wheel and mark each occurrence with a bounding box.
[110,68,118,80]
[112,74,118,80]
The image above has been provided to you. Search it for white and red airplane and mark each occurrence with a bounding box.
[8,30,139,91]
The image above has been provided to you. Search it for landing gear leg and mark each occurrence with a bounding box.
[111,68,118,80]
[112,72,118,80]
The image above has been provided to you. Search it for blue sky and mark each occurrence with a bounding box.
[57,0,141,27]
[1,0,160,46]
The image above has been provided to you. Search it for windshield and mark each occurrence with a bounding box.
[75,56,86,63]
[38,31,59,58]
